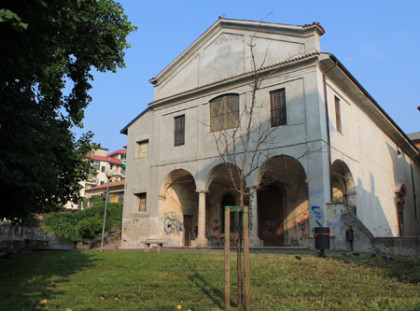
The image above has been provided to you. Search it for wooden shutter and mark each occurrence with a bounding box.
[270,89,286,127]
[174,115,185,146]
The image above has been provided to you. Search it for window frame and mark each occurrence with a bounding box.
[209,94,240,132]
[137,140,149,158]
[335,96,342,133]
[270,88,287,127]
[92,160,100,171]
[135,192,147,212]
[174,114,185,146]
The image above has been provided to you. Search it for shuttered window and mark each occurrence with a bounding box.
[335,96,342,133]
[210,94,239,132]
[270,89,286,127]
[137,140,149,158]
[174,115,185,146]
[135,193,147,212]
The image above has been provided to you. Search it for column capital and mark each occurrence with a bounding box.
[196,189,207,194]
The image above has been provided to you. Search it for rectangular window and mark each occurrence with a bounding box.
[335,96,342,133]
[137,140,149,158]
[101,166,105,172]
[92,160,100,171]
[270,89,286,127]
[210,94,239,132]
[135,193,147,212]
[174,115,185,146]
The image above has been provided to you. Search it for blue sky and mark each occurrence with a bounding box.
[74,0,420,152]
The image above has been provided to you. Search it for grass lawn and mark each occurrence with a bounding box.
[0,250,419,310]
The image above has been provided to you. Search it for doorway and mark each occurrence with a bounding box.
[258,184,284,246]
[183,215,193,247]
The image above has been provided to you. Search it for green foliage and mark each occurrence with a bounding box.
[43,203,122,243]
[77,218,103,240]
[0,0,136,220]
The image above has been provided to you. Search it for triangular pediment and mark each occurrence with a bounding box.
[151,18,324,101]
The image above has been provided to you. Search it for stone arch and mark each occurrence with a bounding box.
[159,169,198,247]
[331,159,355,204]
[205,163,245,246]
[257,155,309,246]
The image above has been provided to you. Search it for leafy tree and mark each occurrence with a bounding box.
[0,0,135,221]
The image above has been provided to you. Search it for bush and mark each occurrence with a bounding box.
[78,218,103,240]
[42,203,122,243]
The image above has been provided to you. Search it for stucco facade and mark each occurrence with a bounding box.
[121,19,420,251]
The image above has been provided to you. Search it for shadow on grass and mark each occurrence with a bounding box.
[187,264,225,309]
[330,254,420,284]
[0,250,97,310]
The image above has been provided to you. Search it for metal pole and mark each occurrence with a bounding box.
[100,179,110,252]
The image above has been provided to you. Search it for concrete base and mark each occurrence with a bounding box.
[191,238,209,247]
[250,237,264,247]
[372,237,420,255]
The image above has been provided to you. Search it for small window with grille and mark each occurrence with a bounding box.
[270,89,286,127]
[174,115,185,146]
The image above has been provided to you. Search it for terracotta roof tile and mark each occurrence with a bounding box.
[86,181,125,192]
[107,149,127,157]
[86,154,123,165]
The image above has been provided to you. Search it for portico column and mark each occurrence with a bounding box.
[195,190,208,247]
[249,188,263,247]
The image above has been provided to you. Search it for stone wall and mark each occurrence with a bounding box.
[372,237,420,255]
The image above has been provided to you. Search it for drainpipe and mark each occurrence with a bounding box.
[322,59,338,202]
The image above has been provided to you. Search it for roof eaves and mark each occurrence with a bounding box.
[321,52,418,158]
[149,18,223,85]
[149,52,320,108]
[120,106,151,135]
[150,18,325,86]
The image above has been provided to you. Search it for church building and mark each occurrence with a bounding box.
[121,18,420,251]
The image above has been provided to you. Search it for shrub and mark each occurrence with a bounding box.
[42,203,122,243]
[78,218,103,240]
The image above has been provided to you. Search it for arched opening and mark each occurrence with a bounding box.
[331,160,355,206]
[221,193,236,234]
[257,155,309,246]
[159,169,198,247]
[206,163,245,246]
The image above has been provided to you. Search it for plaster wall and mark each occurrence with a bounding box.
[123,61,332,248]
[154,27,321,100]
[326,78,420,237]
[122,110,153,247]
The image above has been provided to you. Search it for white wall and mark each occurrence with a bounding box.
[327,77,420,237]
[153,23,321,100]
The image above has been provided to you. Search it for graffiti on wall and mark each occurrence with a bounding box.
[0,225,56,242]
[327,215,346,232]
[163,211,183,235]
[311,205,323,227]
[297,211,309,242]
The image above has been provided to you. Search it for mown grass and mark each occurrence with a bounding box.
[0,251,419,310]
